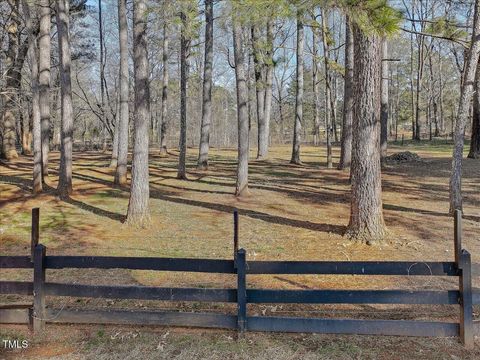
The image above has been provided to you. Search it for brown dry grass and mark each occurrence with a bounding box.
[0,142,479,358]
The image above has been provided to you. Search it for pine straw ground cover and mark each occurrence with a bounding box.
[0,143,479,358]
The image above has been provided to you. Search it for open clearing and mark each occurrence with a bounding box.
[1,143,479,358]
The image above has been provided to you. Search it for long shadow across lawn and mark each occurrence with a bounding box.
[0,173,125,222]
[70,172,346,235]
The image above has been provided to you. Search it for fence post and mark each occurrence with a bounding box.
[236,248,247,333]
[454,209,462,268]
[459,249,474,349]
[233,209,239,268]
[33,244,46,333]
[31,208,40,262]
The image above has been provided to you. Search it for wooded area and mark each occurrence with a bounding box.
[0,0,479,243]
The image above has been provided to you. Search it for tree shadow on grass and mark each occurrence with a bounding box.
[148,188,346,235]
[0,173,125,223]
[63,196,125,223]
[383,203,480,223]
[69,172,345,235]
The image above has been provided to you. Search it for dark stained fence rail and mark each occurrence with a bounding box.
[247,317,459,337]
[247,260,457,275]
[247,289,460,305]
[0,308,31,324]
[0,281,33,295]
[46,308,238,329]
[0,256,460,276]
[0,208,478,349]
[45,283,237,302]
[0,256,33,268]
[44,256,236,273]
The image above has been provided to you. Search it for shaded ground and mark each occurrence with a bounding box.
[1,325,479,360]
[0,142,479,358]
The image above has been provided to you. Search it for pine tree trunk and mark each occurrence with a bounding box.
[312,22,321,147]
[450,0,480,212]
[114,0,129,185]
[380,38,389,159]
[24,0,42,193]
[251,26,267,160]
[109,115,119,168]
[159,22,169,156]
[247,50,256,134]
[99,0,108,155]
[321,9,332,168]
[262,19,274,159]
[1,0,21,160]
[331,74,339,143]
[233,20,249,196]
[197,0,213,169]
[346,23,386,243]
[468,60,480,159]
[290,10,303,165]
[177,12,188,180]
[438,51,445,133]
[414,35,425,140]
[126,0,151,226]
[56,0,73,199]
[39,0,51,178]
[21,107,32,155]
[338,16,353,170]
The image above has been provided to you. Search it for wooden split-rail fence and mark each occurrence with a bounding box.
[0,209,479,349]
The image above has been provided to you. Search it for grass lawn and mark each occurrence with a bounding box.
[0,143,479,358]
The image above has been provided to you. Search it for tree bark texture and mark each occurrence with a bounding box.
[197,0,213,169]
[450,0,480,212]
[262,19,274,159]
[114,0,129,185]
[159,22,169,155]
[24,0,42,193]
[468,60,480,159]
[233,20,249,196]
[251,25,268,160]
[321,10,332,168]
[39,0,51,178]
[346,23,386,242]
[127,0,151,226]
[56,0,74,199]
[380,38,389,159]
[177,11,188,180]
[1,0,25,160]
[338,16,353,170]
[290,10,304,165]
